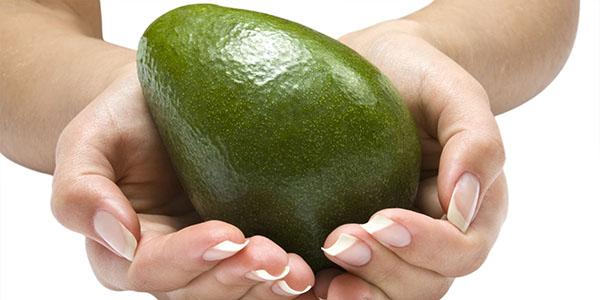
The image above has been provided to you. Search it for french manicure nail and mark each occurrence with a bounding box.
[361,215,411,247]
[321,233,371,266]
[271,280,312,296]
[93,210,138,261]
[447,172,480,232]
[202,239,249,261]
[245,265,290,281]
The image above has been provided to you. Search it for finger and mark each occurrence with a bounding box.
[174,235,290,299]
[87,219,248,292]
[419,61,505,232]
[322,224,451,300]
[361,173,508,277]
[52,119,140,262]
[123,220,248,292]
[313,269,344,299]
[327,273,388,300]
[244,253,315,299]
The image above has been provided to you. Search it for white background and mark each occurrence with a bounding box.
[1,1,599,299]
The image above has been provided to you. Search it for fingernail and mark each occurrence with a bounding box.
[448,172,480,232]
[202,239,249,261]
[93,210,138,261]
[272,280,312,296]
[245,265,290,281]
[361,215,411,247]
[321,233,371,266]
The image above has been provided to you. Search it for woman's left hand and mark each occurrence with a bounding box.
[313,21,508,300]
[314,173,507,299]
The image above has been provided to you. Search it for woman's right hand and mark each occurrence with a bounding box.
[310,20,508,300]
[50,63,316,299]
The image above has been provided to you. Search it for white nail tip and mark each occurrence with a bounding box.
[93,211,137,262]
[121,229,138,261]
[275,280,312,295]
[212,239,249,252]
[321,233,357,256]
[202,239,249,261]
[447,200,469,232]
[361,215,394,234]
[448,173,481,233]
[246,265,290,281]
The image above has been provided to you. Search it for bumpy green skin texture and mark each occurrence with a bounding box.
[137,4,421,271]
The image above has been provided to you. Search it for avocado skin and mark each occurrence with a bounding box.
[137,4,421,271]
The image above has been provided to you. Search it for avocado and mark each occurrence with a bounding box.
[137,4,421,271]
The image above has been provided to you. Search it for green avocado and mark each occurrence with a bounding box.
[137,4,421,271]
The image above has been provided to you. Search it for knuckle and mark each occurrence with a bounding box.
[248,234,274,245]
[243,235,287,268]
[473,133,506,167]
[200,220,238,240]
[202,219,231,229]
[50,177,84,224]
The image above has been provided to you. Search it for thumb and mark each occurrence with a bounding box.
[422,67,505,233]
[51,117,140,261]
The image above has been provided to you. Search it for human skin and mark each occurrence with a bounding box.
[0,1,578,299]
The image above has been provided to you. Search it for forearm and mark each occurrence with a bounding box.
[0,0,134,173]
[403,0,579,114]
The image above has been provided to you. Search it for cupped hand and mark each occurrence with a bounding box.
[314,21,507,299]
[51,63,315,299]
